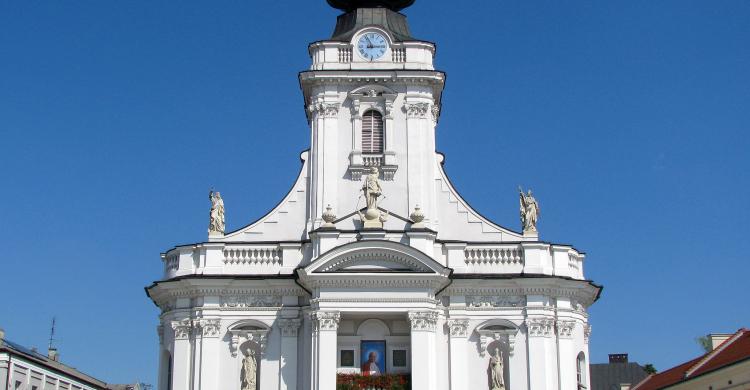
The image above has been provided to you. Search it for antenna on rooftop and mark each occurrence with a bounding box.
[48,316,57,350]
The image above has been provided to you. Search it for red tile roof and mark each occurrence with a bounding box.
[632,328,750,390]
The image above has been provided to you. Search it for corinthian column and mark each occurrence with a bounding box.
[170,319,193,390]
[310,311,340,390]
[195,319,221,390]
[409,311,438,389]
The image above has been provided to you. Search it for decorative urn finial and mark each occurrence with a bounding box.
[322,205,337,228]
[410,204,425,229]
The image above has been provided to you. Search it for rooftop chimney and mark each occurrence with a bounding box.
[609,353,629,363]
[708,334,732,349]
[48,347,59,361]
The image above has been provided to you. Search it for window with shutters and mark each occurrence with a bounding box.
[361,110,384,153]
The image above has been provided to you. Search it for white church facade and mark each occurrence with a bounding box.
[146,1,602,389]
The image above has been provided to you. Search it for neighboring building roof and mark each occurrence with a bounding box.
[590,362,649,390]
[632,328,750,390]
[0,338,108,389]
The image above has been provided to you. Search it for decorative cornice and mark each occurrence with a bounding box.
[466,295,525,308]
[404,102,430,118]
[408,311,438,332]
[446,319,470,338]
[556,320,575,339]
[526,317,555,338]
[310,311,341,332]
[220,295,282,308]
[278,318,302,337]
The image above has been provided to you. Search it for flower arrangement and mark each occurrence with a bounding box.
[336,373,411,390]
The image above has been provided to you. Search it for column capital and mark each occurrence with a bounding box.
[446,319,470,338]
[193,318,222,338]
[404,102,430,118]
[408,311,438,332]
[310,311,341,331]
[525,317,555,338]
[171,319,192,340]
[584,324,592,344]
[556,320,576,339]
[278,318,302,337]
[309,102,340,118]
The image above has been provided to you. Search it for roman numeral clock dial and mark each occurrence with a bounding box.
[357,32,388,61]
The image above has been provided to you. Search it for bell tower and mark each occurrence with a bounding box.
[301,0,445,232]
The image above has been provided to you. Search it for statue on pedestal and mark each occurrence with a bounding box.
[208,190,225,235]
[241,350,257,390]
[358,167,387,228]
[489,347,506,390]
[518,186,539,234]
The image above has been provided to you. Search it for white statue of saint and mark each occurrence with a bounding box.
[362,167,382,210]
[489,347,506,390]
[208,190,225,234]
[518,186,539,233]
[241,350,257,390]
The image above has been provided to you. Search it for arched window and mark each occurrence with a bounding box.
[577,352,587,389]
[362,110,384,153]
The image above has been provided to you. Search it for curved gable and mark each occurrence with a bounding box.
[304,240,450,275]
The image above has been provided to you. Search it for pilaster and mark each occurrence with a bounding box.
[308,99,340,230]
[409,311,438,390]
[526,316,558,390]
[556,319,577,390]
[404,100,437,229]
[446,319,469,390]
[194,319,221,390]
[171,319,193,390]
[310,311,340,390]
[278,318,301,390]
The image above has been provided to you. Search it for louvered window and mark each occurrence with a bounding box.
[362,110,384,153]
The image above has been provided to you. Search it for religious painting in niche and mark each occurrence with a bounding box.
[340,349,355,367]
[360,340,386,376]
[392,349,407,367]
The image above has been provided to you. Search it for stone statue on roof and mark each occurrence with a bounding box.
[209,190,225,235]
[519,186,539,234]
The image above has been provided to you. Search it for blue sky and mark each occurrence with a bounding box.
[1,0,748,385]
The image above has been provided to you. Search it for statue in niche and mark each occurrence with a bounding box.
[518,186,539,233]
[241,349,257,390]
[489,347,506,390]
[208,190,225,235]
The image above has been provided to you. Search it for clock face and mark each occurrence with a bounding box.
[357,32,388,61]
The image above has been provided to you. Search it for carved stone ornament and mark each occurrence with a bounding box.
[308,102,340,118]
[171,319,192,340]
[477,326,518,357]
[310,311,341,332]
[408,311,438,332]
[157,324,164,346]
[526,317,555,338]
[466,295,525,308]
[404,102,430,118]
[358,167,385,229]
[556,320,575,339]
[446,319,470,338]
[584,324,592,344]
[410,205,425,229]
[431,104,440,124]
[194,319,222,338]
[229,329,269,358]
[278,318,302,337]
[322,205,337,228]
[220,295,282,308]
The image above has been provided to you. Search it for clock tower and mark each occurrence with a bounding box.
[302,0,444,234]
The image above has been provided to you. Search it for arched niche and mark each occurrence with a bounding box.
[227,320,271,358]
[475,319,520,357]
[356,319,391,339]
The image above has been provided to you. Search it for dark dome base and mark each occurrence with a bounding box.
[327,0,415,12]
